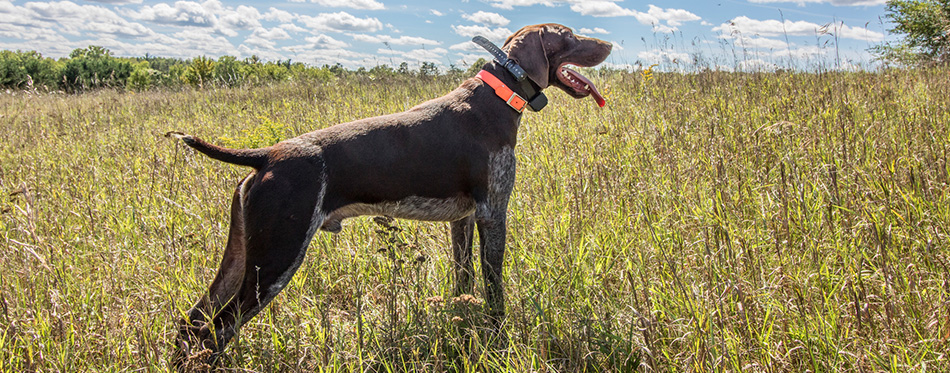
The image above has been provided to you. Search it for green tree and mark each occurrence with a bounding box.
[0,50,60,90]
[873,0,950,65]
[61,46,132,92]
[126,60,158,91]
[214,55,245,87]
[181,56,215,88]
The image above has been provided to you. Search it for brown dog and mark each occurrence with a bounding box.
[170,23,612,363]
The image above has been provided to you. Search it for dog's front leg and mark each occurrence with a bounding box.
[476,213,507,322]
[476,147,517,323]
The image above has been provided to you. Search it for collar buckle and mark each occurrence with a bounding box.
[506,93,527,113]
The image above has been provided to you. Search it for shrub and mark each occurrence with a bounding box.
[181,56,215,89]
[126,60,160,91]
[60,46,132,92]
[0,50,60,90]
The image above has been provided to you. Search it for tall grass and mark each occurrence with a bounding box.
[0,68,948,371]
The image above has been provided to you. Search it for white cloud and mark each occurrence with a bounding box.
[127,1,219,28]
[737,58,779,71]
[484,0,555,10]
[569,2,700,32]
[569,1,636,17]
[836,23,886,42]
[642,5,701,27]
[303,34,349,49]
[237,43,283,61]
[449,41,483,52]
[455,53,488,66]
[578,27,610,35]
[280,23,308,34]
[351,34,440,46]
[748,0,886,6]
[451,24,512,43]
[733,36,789,50]
[298,12,383,33]
[637,49,688,65]
[243,35,276,50]
[714,16,884,42]
[83,0,143,4]
[0,25,73,57]
[23,1,153,38]
[125,0,263,37]
[127,30,237,58]
[217,5,261,34]
[783,45,827,58]
[253,27,291,40]
[377,46,447,64]
[308,0,385,10]
[263,7,294,23]
[462,11,510,27]
[430,9,444,16]
[290,48,377,67]
[604,62,636,72]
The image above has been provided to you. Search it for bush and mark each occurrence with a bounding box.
[60,46,132,92]
[126,60,159,91]
[0,50,60,90]
[214,56,245,87]
[181,56,215,89]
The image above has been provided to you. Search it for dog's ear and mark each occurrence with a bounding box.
[506,29,550,88]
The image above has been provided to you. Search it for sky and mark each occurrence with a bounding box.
[0,0,893,71]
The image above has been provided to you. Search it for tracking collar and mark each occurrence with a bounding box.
[472,36,548,112]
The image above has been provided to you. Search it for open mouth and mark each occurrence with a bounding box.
[557,64,605,107]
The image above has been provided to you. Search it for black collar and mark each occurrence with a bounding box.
[472,36,548,112]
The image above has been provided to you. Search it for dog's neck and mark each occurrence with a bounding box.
[480,61,545,111]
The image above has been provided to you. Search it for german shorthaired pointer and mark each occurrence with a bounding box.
[169,23,612,363]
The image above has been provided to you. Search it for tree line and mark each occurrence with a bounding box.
[1,1,945,93]
[0,45,486,93]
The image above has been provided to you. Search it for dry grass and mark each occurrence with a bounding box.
[0,68,948,371]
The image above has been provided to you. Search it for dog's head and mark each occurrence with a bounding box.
[503,23,613,106]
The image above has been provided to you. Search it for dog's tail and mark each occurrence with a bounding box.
[166,131,269,169]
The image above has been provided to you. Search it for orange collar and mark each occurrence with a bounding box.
[476,70,527,113]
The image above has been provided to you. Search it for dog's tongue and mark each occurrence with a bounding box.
[565,68,606,107]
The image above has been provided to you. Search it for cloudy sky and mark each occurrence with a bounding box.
[0,0,890,70]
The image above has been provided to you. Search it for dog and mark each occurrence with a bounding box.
[169,23,612,363]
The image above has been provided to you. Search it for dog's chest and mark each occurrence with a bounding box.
[320,195,476,232]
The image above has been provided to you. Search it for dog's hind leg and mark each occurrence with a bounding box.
[451,214,476,296]
[175,174,254,366]
[198,161,327,353]
[184,174,255,324]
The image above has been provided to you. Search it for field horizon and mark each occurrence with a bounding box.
[1,68,948,371]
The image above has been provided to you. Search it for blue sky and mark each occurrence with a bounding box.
[0,0,891,70]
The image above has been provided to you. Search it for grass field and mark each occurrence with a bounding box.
[0,68,949,372]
